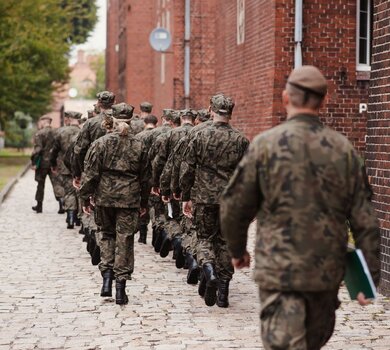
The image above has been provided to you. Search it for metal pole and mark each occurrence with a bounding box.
[294,0,303,68]
[184,0,191,108]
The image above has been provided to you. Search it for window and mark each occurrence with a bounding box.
[357,0,371,70]
[237,0,245,45]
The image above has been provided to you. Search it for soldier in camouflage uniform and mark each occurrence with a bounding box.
[50,111,82,229]
[220,66,380,349]
[31,116,57,213]
[153,109,197,267]
[130,101,153,134]
[180,94,249,307]
[80,103,150,305]
[136,114,159,244]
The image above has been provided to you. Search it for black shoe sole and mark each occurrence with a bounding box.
[204,279,218,307]
[100,290,112,297]
[154,232,163,253]
[67,225,74,229]
[116,295,129,305]
[176,251,185,269]
[159,238,171,258]
[216,299,229,308]
[198,279,206,297]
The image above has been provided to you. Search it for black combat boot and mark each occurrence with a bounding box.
[198,271,206,297]
[87,230,96,254]
[74,215,81,226]
[115,279,129,305]
[202,263,218,307]
[57,198,65,214]
[79,223,84,235]
[32,201,42,213]
[67,210,75,229]
[154,229,166,253]
[91,244,101,266]
[100,269,114,297]
[160,234,172,258]
[138,225,147,244]
[172,238,185,269]
[186,253,199,285]
[216,279,230,308]
[152,226,157,247]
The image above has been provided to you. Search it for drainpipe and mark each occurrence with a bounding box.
[294,0,303,68]
[184,0,191,108]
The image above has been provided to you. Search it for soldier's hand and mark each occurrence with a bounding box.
[357,292,372,306]
[51,167,58,175]
[31,165,36,170]
[162,195,170,203]
[139,207,147,217]
[83,205,92,215]
[232,251,251,269]
[73,177,81,189]
[173,193,181,201]
[151,187,161,196]
[182,201,193,218]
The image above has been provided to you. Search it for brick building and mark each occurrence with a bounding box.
[106,0,390,294]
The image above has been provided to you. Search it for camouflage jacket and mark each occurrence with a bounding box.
[220,114,380,291]
[31,126,55,169]
[137,127,155,150]
[130,116,145,134]
[170,121,212,195]
[180,122,249,204]
[71,113,107,178]
[50,125,80,175]
[147,125,172,165]
[152,123,194,192]
[79,132,150,209]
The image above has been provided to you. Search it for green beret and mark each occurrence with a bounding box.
[112,103,135,119]
[210,94,235,117]
[64,111,82,120]
[96,91,115,107]
[140,101,153,113]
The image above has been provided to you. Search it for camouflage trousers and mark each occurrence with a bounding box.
[194,204,234,280]
[34,167,64,202]
[259,289,340,350]
[181,216,198,256]
[164,200,182,240]
[94,206,139,281]
[62,175,78,210]
[150,195,166,232]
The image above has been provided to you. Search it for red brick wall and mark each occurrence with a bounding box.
[106,0,119,97]
[366,0,390,296]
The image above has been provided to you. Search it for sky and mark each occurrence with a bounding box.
[70,0,107,63]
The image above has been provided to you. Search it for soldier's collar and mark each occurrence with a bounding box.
[288,114,322,125]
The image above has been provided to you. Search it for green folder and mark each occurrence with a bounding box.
[344,249,376,300]
[35,155,42,169]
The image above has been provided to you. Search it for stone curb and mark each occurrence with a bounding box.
[0,162,30,206]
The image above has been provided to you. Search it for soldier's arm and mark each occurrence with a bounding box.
[50,133,61,168]
[139,143,151,209]
[170,139,185,195]
[79,142,101,202]
[31,132,43,165]
[72,124,91,178]
[179,138,197,201]
[220,142,262,258]
[160,152,174,196]
[347,153,381,286]
[151,134,169,187]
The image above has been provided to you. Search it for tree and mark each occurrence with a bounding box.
[87,52,106,99]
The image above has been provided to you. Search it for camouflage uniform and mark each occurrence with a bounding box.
[31,123,57,203]
[79,130,149,281]
[50,122,80,211]
[220,66,380,348]
[130,115,145,134]
[180,120,249,281]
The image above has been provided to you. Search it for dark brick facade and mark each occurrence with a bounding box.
[366,0,390,296]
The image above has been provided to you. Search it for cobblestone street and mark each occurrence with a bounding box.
[0,171,389,350]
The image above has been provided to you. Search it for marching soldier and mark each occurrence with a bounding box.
[220,66,380,349]
[180,94,249,307]
[131,101,153,134]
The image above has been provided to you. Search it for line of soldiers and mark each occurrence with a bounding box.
[31,90,248,307]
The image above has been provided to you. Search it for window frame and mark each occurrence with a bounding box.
[356,0,371,71]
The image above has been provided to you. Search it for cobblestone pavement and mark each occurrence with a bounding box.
[0,171,389,350]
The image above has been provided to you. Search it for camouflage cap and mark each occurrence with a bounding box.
[210,94,235,116]
[93,103,101,114]
[173,110,182,125]
[140,101,153,113]
[96,91,115,107]
[112,103,135,119]
[287,65,327,96]
[197,109,210,122]
[162,109,175,121]
[180,109,198,119]
[64,111,82,119]
[39,115,52,122]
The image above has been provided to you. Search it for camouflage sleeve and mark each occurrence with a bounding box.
[31,132,43,165]
[348,153,381,286]
[220,142,263,258]
[160,152,174,196]
[151,133,169,187]
[79,141,101,202]
[170,139,185,195]
[72,124,91,178]
[139,144,151,209]
[179,138,197,201]
[49,133,61,168]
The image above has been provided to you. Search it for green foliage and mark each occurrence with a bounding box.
[4,112,34,149]
[87,52,106,99]
[0,0,97,130]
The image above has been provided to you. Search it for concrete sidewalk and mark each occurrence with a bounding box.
[0,170,388,349]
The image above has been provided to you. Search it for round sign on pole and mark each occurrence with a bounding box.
[149,27,172,52]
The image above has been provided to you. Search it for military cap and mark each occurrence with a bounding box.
[140,101,153,113]
[287,65,327,96]
[111,103,135,119]
[173,110,182,125]
[93,103,101,114]
[197,109,210,122]
[64,111,82,119]
[162,109,176,121]
[210,94,235,116]
[180,109,198,119]
[39,115,52,122]
[96,91,115,107]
